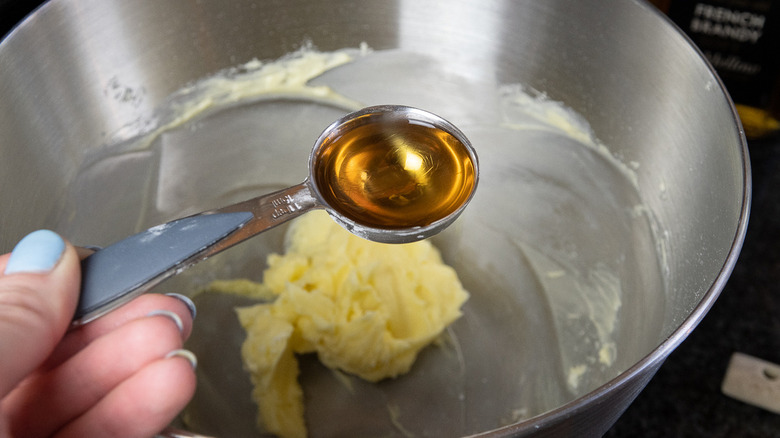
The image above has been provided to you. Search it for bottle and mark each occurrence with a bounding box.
[650,0,780,139]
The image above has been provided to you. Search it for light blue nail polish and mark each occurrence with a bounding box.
[5,230,66,275]
[146,309,185,333]
[165,293,197,320]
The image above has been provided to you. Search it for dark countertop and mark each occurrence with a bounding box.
[3,2,779,437]
[607,136,780,437]
[0,0,41,38]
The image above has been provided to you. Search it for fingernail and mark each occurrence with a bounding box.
[5,230,66,275]
[166,349,198,370]
[146,309,184,333]
[165,293,197,320]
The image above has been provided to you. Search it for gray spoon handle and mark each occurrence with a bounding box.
[74,212,253,325]
[73,183,320,326]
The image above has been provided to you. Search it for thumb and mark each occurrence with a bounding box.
[0,230,81,396]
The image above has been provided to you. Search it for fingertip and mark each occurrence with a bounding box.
[165,349,198,371]
[147,310,185,334]
[164,293,197,320]
[4,230,66,275]
[73,293,195,344]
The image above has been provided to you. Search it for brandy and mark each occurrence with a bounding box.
[313,117,476,229]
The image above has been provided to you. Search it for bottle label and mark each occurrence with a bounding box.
[667,1,780,108]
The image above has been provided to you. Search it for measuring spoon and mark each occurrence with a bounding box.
[74,105,478,325]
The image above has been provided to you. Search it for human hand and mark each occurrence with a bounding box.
[0,230,198,438]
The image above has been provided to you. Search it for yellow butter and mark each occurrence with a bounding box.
[219,210,469,438]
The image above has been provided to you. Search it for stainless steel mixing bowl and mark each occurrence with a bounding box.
[0,0,749,436]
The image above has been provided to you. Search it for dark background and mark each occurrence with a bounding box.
[3,1,779,436]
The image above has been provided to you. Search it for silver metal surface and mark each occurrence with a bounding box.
[0,0,750,436]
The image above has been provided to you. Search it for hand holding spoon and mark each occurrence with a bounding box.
[74,105,478,324]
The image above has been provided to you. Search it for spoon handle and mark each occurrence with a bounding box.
[73,183,319,325]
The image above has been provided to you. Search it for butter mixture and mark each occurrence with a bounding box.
[206,211,469,438]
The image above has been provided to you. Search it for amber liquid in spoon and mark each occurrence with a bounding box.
[313,118,476,229]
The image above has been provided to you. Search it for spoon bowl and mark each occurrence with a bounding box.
[311,105,478,242]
